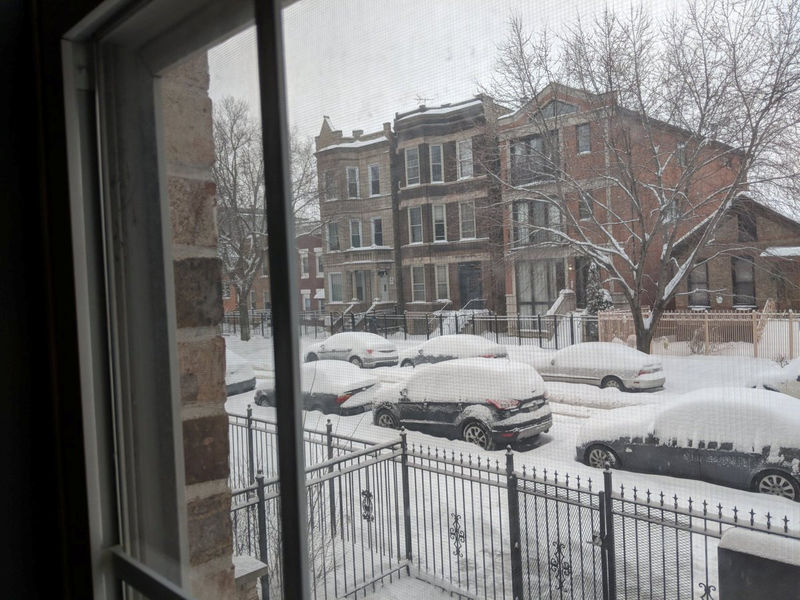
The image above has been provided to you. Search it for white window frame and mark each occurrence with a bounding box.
[299,249,309,279]
[405,147,420,186]
[432,204,447,242]
[346,166,359,198]
[411,266,426,302]
[350,219,362,248]
[429,144,443,183]
[329,272,344,303]
[459,201,476,239]
[371,217,383,246]
[327,222,340,251]
[457,138,473,179]
[314,248,324,275]
[435,264,450,301]
[368,163,380,196]
[408,206,423,244]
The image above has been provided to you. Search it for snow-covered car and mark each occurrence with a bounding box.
[304,332,398,368]
[398,334,507,368]
[254,360,377,415]
[373,358,552,450]
[757,356,800,398]
[225,349,256,396]
[532,342,664,391]
[576,387,800,500]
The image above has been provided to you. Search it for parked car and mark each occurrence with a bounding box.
[532,342,665,391]
[225,349,256,396]
[398,334,507,368]
[576,387,800,500]
[304,332,398,368]
[373,358,552,450]
[757,356,800,398]
[255,360,377,415]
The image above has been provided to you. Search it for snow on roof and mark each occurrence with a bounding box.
[396,98,483,121]
[760,246,800,258]
[719,528,800,567]
[317,137,387,152]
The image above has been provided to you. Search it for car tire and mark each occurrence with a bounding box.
[254,393,274,408]
[585,444,620,469]
[306,353,318,362]
[753,470,800,501]
[374,409,399,429]
[349,356,363,368]
[462,420,494,451]
[601,376,625,391]
[401,359,414,368]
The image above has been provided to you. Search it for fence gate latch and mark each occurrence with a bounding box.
[585,533,603,547]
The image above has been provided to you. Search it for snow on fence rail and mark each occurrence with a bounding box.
[599,310,800,361]
[227,413,800,600]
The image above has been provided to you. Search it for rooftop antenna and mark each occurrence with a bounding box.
[413,94,432,107]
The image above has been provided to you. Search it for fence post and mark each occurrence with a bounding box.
[400,428,413,564]
[570,313,575,346]
[537,315,543,348]
[790,311,795,360]
[554,315,559,349]
[246,405,255,484]
[454,313,459,334]
[602,467,617,600]
[350,312,356,330]
[494,313,499,343]
[752,310,758,358]
[704,311,710,355]
[326,419,336,536]
[383,313,388,338]
[255,471,270,600]
[438,312,443,336]
[472,314,476,335]
[403,312,408,340]
[505,448,524,600]
[517,313,522,346]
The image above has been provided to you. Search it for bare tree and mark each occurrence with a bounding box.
[483,1,800,352]
[214,96,320,340]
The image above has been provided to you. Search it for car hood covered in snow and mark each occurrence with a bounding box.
[535,342,661,372]
[399,334,506,361]
[307,332,396,353]
[405,358,546,403]
[226,349,255,387]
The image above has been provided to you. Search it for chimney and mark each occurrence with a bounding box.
[383,122,392,136]
[352,129,363,139]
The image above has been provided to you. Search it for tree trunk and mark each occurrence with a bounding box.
[238,298,251,341]
[634,322,655,354]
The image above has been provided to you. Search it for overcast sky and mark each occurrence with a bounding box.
[209,0,680,142]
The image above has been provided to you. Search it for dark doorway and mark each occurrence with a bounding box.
[458,262,482,308]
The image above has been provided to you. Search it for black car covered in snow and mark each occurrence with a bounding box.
[373,358,552,450]
[576,387,800,500]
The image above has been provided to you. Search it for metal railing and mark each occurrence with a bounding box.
[228,414,800,600]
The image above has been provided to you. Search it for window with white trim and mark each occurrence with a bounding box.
[432,204,446,242]
[430,144,443,183]
[371,217,383,246]
[329,272,344,303]
[368,163,380,196]
[300,251,309,278]
[411,266,425,302]
[350,219,362,248]
[327,222,340,251]
[457,139,473,179]
[435,264,449,300]
[405,147,420,185]
[315,250,324,274]
[346,166,359,198]
[408,206,423,243]
[459,201,476,239]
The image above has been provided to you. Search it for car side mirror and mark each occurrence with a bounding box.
[400,388,408,400]
[418,348,423,354]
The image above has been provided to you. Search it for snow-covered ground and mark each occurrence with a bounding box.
[224,333,800,529]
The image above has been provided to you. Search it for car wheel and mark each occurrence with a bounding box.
[306,353,318,362]
[374,409,399,429]
[601,376,624,391]
[585,444,619,469]
[254,394,273,407]
[754,470,799,500]
[462,421,494,450]
[401,359,414,368]
[349,356,363,368]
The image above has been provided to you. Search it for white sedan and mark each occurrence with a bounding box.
[758,356,800,398]
[304,332,398,368]
[398,334,507,368]
[225,349,256,396]
[532,342,665,391]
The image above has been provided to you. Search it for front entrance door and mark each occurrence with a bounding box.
[377,270,390,302]
[457,262,482,308]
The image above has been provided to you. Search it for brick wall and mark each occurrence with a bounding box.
[163,54,235,599]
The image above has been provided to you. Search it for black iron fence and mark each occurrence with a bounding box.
[228,413,800,600]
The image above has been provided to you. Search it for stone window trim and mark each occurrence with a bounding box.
[430,143,444,183]
[408,206,423,244]
[405,146,420,186]
[350,219,362,248]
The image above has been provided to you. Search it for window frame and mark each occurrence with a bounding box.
[731,255,756,308]
[346,165,359,198]
[327,222,340,251]
[687,263,710,308]
[315,248,324,274]
[350,219,362,248]
[368,163,380,196]
[300,250,310,278]
[435,264,450,301]
[576,123,591,154]
[329,272,344,303]
[405,146,420,186]
[371,217,383,246]
[459,201,476,239]
[410,265,426,302]
[430,143,444,183]
[456,138,473,179]
[408,206,423,244]
[432,204,447,242]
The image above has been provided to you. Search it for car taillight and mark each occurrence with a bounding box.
[487,398,520,410]
[638,365,661,375]
[336,393,353,405]
[480,354,496,358]
[366,348,374,354]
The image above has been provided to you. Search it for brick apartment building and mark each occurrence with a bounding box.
[296,221,325,311]
[498,84,745,316]
[393,97,508,314]
[315,119,396,313]
[222,251,271,313]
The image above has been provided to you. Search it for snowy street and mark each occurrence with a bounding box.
[225,333,800,528]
